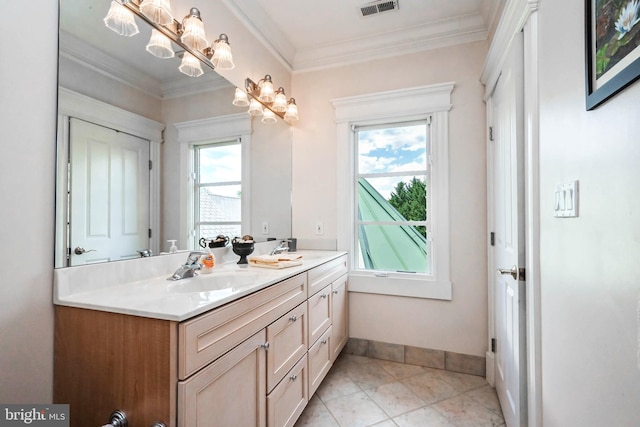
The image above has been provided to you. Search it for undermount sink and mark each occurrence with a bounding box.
[169,271,261,293]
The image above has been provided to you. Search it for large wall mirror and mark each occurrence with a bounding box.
[55,0,292,268]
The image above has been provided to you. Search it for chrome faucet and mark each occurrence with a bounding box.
[270,240,290,256]
[168,251,205,281]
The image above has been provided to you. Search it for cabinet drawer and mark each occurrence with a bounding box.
[266,303,308,392]
[307,284,331,346]
[179,273,307,379]
[308,326,332,397]
[178,329,267,427]
[267,354,308,427]
[307,255,347,297]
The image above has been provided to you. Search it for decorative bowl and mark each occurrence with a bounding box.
[232,242,255,264]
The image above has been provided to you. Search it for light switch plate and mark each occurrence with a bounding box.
[554,180,579,218]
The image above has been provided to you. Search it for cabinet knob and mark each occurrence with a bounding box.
[289,315,297,322]
[332,290,339,294]
[321,294,328,299]
[289,374,297,381]
[261,342,270,350]
[321,339,328,344]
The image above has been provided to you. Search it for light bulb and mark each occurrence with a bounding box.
[233,88,250,107]
[284,98,299,122]
[258,75,275,104]
[211,34,234,70]
[146,29,175,58]
[181,8,208,51]
[179,52,203,77]
[103,1,139,37]
[261,108,277,124]
[140,0,174,26]
[272,88,287,113]
[248,98,263,116]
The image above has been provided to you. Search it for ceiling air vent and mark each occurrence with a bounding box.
[359,0,399,17]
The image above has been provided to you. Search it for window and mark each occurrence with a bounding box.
[193,141,242,245]
[175,113,251,250]
[354,121,431,274]
[332,83,453,300]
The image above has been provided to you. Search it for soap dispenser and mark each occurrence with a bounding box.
[167,240,178,253]
[201,247,215,274]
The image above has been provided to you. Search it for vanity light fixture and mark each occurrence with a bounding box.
[261,108,278,124]
[272,88,288,113]
[240,76,300,123]
[284,98,299,122]
[145,28,175,58]
[104,0,140,37]
[180,8,208,51]
[139,0,174,26]
[232,88,250,107]
[178,52,203,77]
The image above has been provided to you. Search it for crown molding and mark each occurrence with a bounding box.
[59,30,163,99]
[294,14,488,72]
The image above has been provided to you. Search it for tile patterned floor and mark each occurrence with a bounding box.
[295,354,505,427]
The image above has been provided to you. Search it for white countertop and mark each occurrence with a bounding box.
[54,250,346,322]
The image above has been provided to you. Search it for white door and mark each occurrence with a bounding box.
[490,32,527,427]
[69,118,150,265]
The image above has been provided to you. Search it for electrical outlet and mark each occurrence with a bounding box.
[315,221,324,235]
[262,222,269,234]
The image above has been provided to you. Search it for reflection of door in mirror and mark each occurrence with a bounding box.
[69,118,150,266]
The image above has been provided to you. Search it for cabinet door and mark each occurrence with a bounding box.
[308,326,332,397]
[267,354,308,427]
[266,303,308,392]
[330,274,348,362]
[308,284,331,346]
[178,330,267,427]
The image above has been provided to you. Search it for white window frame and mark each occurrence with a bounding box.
[175,113,252,250]
[332,82,454,300]
[192,140,243,245]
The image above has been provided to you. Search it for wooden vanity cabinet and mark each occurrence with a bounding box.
[54,255,349,427]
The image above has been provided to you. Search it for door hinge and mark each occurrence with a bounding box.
[149,160,153,170]
[490,232,495,246]
[148,228,152,238]
[489,126,494,141]
[491,338,496,353]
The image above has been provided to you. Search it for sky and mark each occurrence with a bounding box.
[357,123,428,199]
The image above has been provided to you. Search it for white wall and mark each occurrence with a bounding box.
[538,1,640,425]
[291,41,489,357]
[0,1,58,402]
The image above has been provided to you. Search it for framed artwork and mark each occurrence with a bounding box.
[585,0,640,110]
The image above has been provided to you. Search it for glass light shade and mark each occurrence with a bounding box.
[178,52,203,77]
[258,76,275,103]
[248,98,263,116]
[140,0,174,25]
[181,9,208,51]
[104,1,139,37]
[146,29,175,58]
[232,88,250,107]
[261,108,278,124]
[272,88,287,113]
[211,36,234,70]
[284,99,299,122]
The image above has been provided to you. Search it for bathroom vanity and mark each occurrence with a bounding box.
[53,250,348,427]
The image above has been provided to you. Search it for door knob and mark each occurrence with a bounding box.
[497,265,518,280]
[74,246,96,255]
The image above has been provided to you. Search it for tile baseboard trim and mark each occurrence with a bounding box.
[344,337,486,377]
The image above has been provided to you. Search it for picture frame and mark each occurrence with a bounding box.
[585,0,640,110]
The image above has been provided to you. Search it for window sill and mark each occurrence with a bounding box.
[348,272,452,300]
